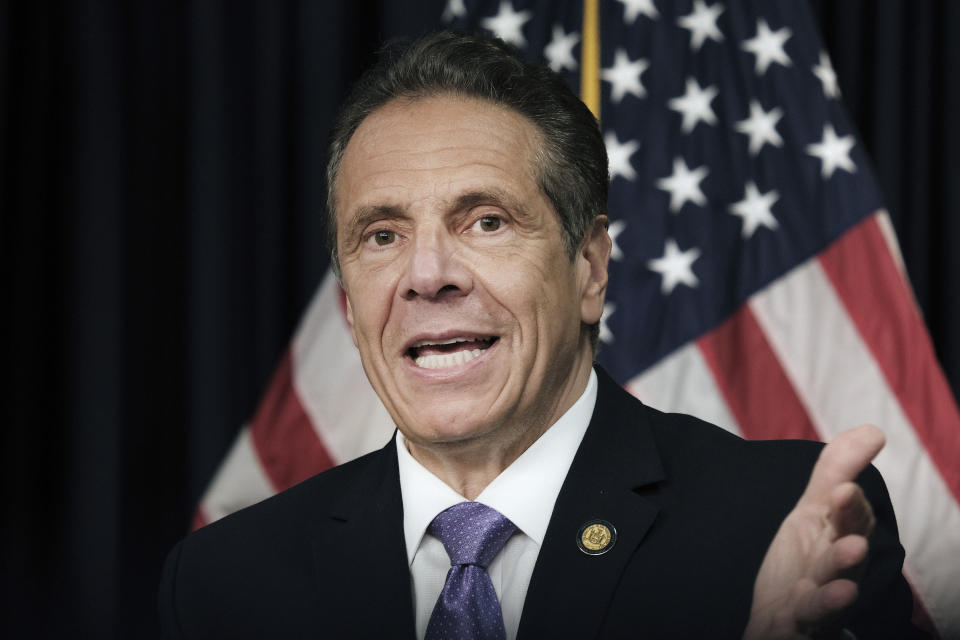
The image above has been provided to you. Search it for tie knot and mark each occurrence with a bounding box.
[428,502,517,569]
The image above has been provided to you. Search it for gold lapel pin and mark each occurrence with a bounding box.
[577,519,617,555]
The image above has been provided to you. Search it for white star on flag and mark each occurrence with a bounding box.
[544,24,579,72]
[729,181,779,238]
[656,157,709,212]
[608,219,626,261]
[599,301,616,344]
[441,0,466,22]
[735,100,784,155]
[742,18,792,75]
[648,238,701,294]
[601,48,649,103]
[616,0,659,24]
[605,132,640,181]
[806,123,856,179]
[813,51,840,99]
[677,0,725,51]
[668,77,719,133]
[481,0,532,48]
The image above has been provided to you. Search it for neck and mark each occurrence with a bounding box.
[403,431,538,500]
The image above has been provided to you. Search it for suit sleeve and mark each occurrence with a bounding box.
[845,464,930,639]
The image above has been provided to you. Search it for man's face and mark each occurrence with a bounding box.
[335,95,609,456]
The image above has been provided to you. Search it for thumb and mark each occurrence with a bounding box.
[802,424,885,501]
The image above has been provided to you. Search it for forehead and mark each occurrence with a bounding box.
[335,95,543,219]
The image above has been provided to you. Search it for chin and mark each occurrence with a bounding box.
[399,407,503,446]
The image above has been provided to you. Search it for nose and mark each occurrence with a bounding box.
[398,228,472,301]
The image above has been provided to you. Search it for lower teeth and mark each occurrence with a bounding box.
[415,348,484,369]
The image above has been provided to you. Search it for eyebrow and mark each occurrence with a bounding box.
[452,189,532,221]
[344,205,408,238]
[454,189,509,211]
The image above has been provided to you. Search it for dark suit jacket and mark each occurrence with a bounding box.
[159,367,922,638]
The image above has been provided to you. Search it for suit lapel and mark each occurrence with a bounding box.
[518,368,665,639]
[309,437,416,639]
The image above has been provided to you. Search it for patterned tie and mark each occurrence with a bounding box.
[425,501,517,640]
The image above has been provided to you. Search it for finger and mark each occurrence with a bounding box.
[812,534,870,586]
[803,424,885,501]
[828,482,875,538]
[795,579,860,635]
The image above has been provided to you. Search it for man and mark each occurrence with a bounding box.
[160,32,922,639]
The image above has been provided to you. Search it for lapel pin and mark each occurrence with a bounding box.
[577,519,617,555]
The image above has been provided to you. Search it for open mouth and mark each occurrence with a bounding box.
[407,336,499,370]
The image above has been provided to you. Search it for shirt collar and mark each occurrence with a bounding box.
[396,369,598,565]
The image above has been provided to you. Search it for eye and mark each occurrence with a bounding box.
[474,216,503,232]
[371,230,396,246]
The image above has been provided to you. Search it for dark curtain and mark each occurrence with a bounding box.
[1,1,956,636]
[810,0,960,382]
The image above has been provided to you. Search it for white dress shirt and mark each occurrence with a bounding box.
[396,369,598,640]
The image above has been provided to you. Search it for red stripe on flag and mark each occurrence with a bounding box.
[191,507,209,532]
[249,349,336,491]
[819,215,960,504]
[698,306,821,441]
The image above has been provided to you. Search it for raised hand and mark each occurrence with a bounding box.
[744,425,886,640]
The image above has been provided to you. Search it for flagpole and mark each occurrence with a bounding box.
[580,0,600,120]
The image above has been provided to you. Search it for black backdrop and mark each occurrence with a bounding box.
[2,1,957,636]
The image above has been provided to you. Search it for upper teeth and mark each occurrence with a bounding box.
[412,336,481,348]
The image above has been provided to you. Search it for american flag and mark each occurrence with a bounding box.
[194,0,960,635]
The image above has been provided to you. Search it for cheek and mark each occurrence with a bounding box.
[521,247,578,301]
[481,249,578,327]
[344,276,397,350]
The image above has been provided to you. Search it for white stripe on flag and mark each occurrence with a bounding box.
[291,272,395,464]
[627,342,743,437]
[197,425,276,523]
[749,255,960,634]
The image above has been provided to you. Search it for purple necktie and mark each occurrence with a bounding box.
[425,501,517,640]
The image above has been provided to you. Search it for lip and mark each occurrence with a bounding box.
[401,330,501,379]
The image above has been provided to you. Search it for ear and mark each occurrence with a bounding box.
[344,294,359,348]
[579,215,612,325]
